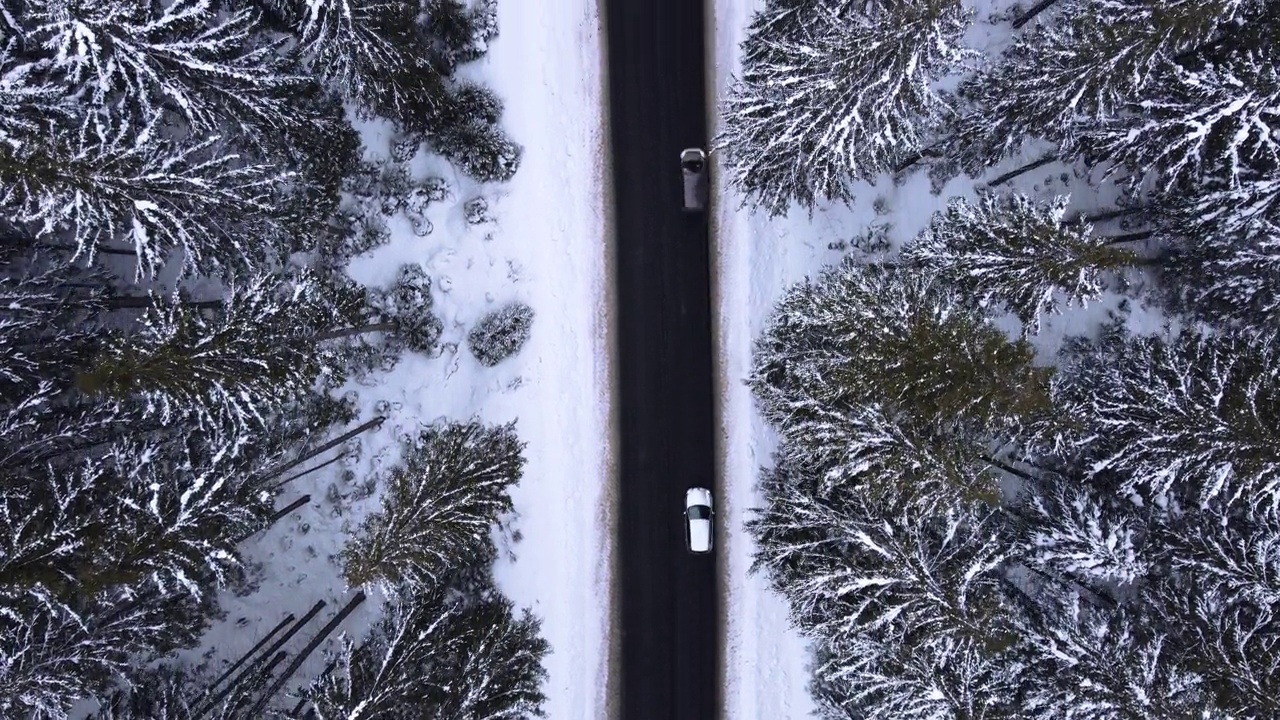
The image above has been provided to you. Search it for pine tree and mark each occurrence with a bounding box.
[1153,504,1280,610]
[902,192,1138,332]
[0,440,269,608]
[425,82,523,182]
[93,665,196,719]
[0,590,214,719]
[1159,220,1280,328]
[750,460,1019,719]
[1147,150,1280,328]
[0,38,72,148]
[424,0,500,74]
[340,421,524,588]
[283,0,446,124]
[467,301,533,367]
[75,271,339,455]
[940,0,1255,180]
[0,246,113,403]
[0,110,292,278]
[749,467,1011,649]
[1042,326,1280,512]
[1007,466,1152,590]
[1008,587,1219,719]
[17,0,307,140]
[1084,47,1280,194]
[810,626,1020,719]
[750,260,1051,444]
[371,263,444,355]
[306,583,549,720]
[716,0,975,215]
[1148,578,1280,719]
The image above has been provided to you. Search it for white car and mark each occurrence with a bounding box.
[680,148,708,212]
[685,487,714,554]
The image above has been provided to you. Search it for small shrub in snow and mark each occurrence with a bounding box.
[429,85,523,182]
[375,264,444,354]
[390,135,419,163]
[467,302,533,367]
[464,197,492,224]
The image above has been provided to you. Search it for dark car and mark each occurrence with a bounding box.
[680,148,708,212]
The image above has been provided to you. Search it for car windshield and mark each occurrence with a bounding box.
[688,505,710,520]
[683,159,703,172]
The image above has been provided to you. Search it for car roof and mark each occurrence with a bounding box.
[688,517,712,553]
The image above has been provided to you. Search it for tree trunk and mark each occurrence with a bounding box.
[290,659,338,717]
[266,495,311,527]
[1085,207,1140,224]
[272,454,346,492]
[201,613,297,698]
[979,453,1037,482]
[313,321,399,342]
[259,416,386,483]
[1012,0,1060,29]
[987,154,1056,187]
[244,592,368,718]
[1100,230,1153,245]
[106,295,225,311]
[193,601,328,719]
[893,145,942,174]
[91,243,138,256]
[231,651,289,709]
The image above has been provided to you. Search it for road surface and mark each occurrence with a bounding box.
[604,0,720,717]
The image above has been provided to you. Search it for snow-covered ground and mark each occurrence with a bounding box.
[184,0,613,716]
[709,0,1167,717]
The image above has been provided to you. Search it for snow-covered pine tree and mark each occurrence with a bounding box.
[749,456,1019,718]
[467,301,533,367]
[371,263,444,354]
[0,439,269,608]
[901,192,1138,332]
[75,271,341,456]
[809,624,1020,719]
[306,583,549,719]
[0,590,214,719]
[1148,150,1280,327]
[749,260,1051,445]
[1006,463,1152,591]
[1007,586,1219,719]
[1083,47,1280,195]
[340,421,524,588]
[426,82,523,182]
[0,246,114,403]
[939,0,1256,181]
[423,0,500,75]
[716,0,975,215]
[1147,577,1280,719]
[0,37,73,148]
[0,109,292,278]
[749,468,1011,649]
[764,396,999,508]
[279,0,445,125]
[1159,220,1280,328]
[92,665,195,720]
[16,0,307,143]
[1151,501,1280,609]
[1042,326,1280,513]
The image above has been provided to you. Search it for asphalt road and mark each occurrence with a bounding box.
[604,0,719,717]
